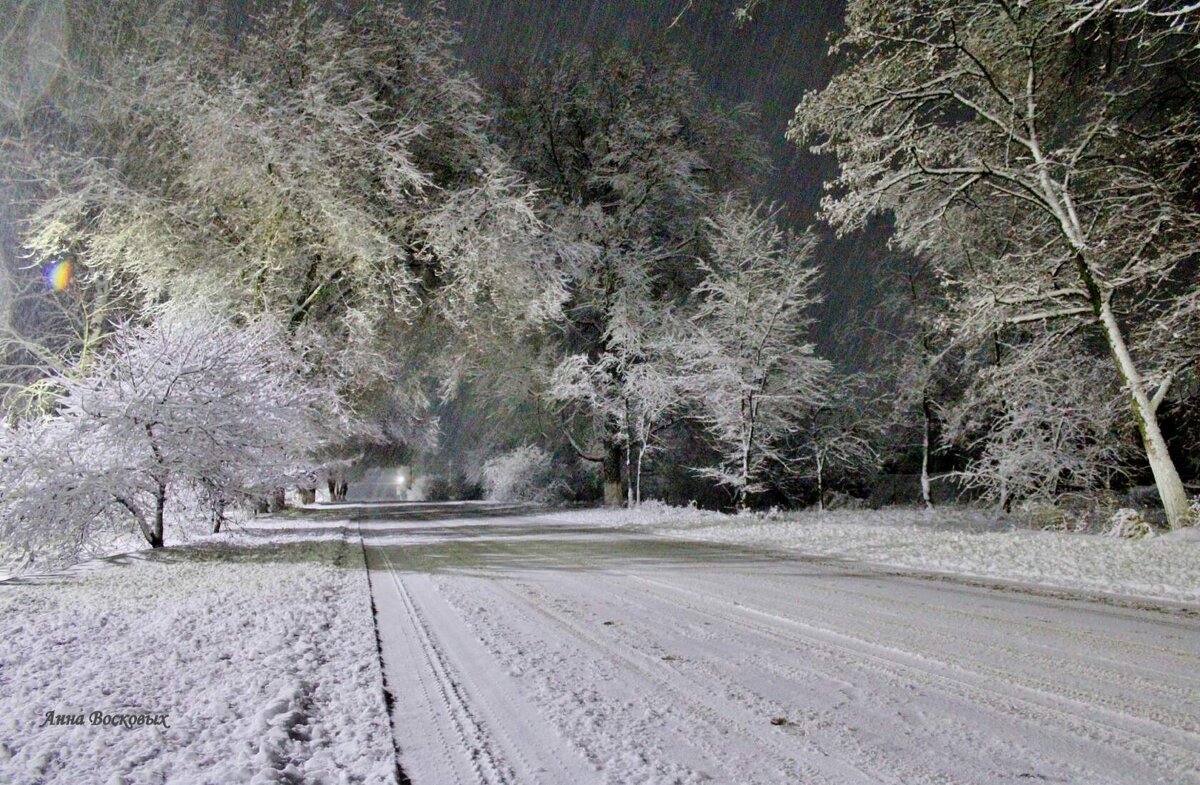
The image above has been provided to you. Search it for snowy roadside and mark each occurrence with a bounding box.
[0,525,396,785]
[550,503,1200,607]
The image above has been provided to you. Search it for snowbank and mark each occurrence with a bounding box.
[556,504,1200,606]
[0,532,395,785]
[561,499,732,528]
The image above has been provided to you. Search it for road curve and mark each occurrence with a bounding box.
[353,502,1200,785]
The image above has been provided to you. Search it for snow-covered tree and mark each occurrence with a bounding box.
[496,45,763,505]
[681,198,829,506]
[623,358,683,507]
[1068,1,1200,33]
[481,445,566,504]
[0,309,334,566]
[867,262,962,508]
[946,335,1131,512]
[549,309,682,507]
[788,383,882,511]
[791,0,1200,526]
[9,1,558,443]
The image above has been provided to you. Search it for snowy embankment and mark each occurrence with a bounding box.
[558,503,1200,606]
[0,529,395,785]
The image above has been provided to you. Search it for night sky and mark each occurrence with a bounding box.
[415,0,895,367]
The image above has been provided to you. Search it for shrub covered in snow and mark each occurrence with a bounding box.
[482,445,566,503]
[1106,508,1154,540]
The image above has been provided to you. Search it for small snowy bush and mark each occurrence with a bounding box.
[1018,501,1079,532]
[1106,508,1154,539]
[824,491,869,511]
[754,505,787,521]
[482,445,566,503]
[406,475,432,501]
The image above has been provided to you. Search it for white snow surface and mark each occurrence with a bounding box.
[359,502,1200,785]
[556,502,1200,605]
[0,527,395,785]
[4,501,1200,785]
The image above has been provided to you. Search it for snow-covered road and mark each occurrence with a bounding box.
[359,503,1200,785]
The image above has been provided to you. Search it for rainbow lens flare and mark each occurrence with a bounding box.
[43,260,72,292]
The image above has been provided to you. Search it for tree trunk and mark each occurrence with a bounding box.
[740,430,753,500]
[603,441,623,507]
[1039,134,1191,526]
[920,396,933,509]
[327,470,348,502]
[267,487,286,513]
[297,487,316,505]
[1098,302,1190,528]
[635,444,646,507]
[816,453,824,513]
[1074,252,1190,527]
[212,497,226,534]
[625,440,634,509]
[737,394,758,511]
[148,482,166,548]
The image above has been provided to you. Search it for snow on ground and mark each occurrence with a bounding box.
[3,500,1198,785]
[0,526,396,785]
[554,503,1200,606]
[559,499,733,529]
[364,503,1200,785]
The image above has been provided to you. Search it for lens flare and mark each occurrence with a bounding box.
[43,260,72,292]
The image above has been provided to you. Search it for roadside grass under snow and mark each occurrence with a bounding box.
[555,502,1200,606]
[0,531,395,785]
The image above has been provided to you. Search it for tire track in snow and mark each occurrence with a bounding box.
[353,505,1200,785]
[682,570,1200,734]
[515,572,1017,784]
[627,572,1200,784]
[461,575,896,785]
[367,546,501,784]
[371,546,599,785]
[385,563,512,784]
[358,525,415,785]
[433,576,717,785]
[503,570,1064,785]
[717,568,1200,683]
[421,532,1193,783]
